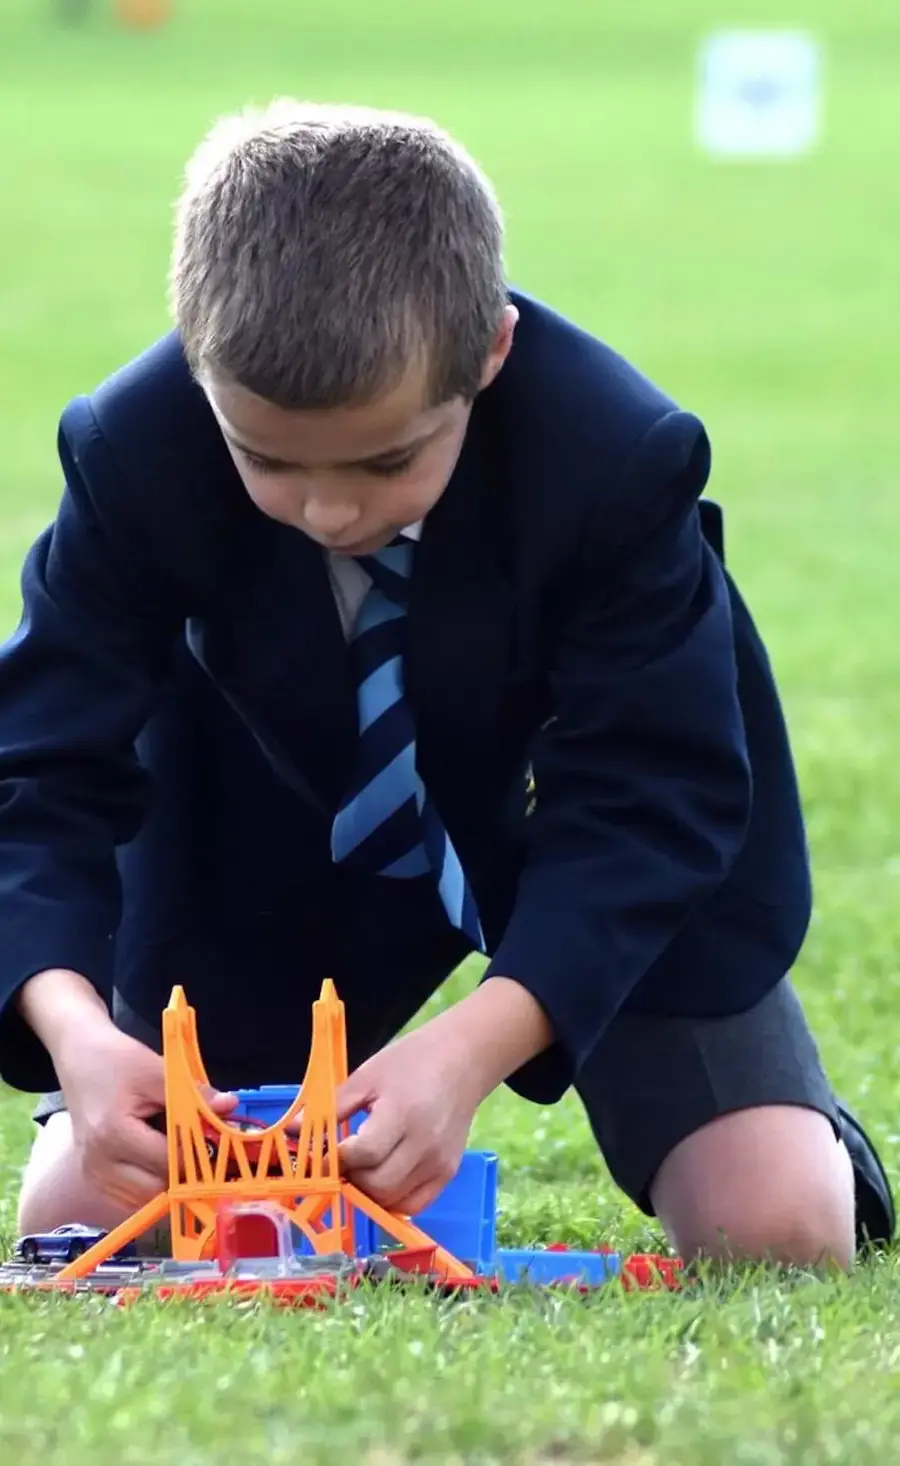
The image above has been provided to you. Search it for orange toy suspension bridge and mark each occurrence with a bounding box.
[54,979,470,1283]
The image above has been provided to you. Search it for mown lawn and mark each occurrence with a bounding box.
[0,1,899,1461]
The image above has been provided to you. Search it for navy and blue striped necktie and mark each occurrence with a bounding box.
[330,535,484,951]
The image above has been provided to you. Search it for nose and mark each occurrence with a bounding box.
[302,497,362,539]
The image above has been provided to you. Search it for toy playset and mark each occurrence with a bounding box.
[1,980,683,1304]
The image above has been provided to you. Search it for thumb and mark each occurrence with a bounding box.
[200,1084,239,1117]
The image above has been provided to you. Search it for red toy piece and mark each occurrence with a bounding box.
[621,1253,685,1290]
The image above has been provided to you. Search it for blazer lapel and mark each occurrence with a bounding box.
[406,396,517,821]
[188,503,358,815]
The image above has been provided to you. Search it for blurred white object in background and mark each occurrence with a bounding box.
[695,30,822,158]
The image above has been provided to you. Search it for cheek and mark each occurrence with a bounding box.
[392,444,463,520]
[239,472,299,524]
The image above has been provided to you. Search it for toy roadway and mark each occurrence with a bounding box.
[0,980,684,1305]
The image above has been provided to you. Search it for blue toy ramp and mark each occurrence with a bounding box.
[233,1085,305,1129]
[363,1149,498,1274]
[494,1248,621,1287]
[418,1149,497,1274]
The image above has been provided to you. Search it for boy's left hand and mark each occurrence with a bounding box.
[335,976,552,1216]
[335,1015,481,1217]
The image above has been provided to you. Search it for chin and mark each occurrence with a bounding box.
[330,535,391,555]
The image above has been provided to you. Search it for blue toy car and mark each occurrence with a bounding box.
[14,1223,138,1266]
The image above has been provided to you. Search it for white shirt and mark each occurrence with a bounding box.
[326,522,423,638]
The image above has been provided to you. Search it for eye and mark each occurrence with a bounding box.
[364,453,416,479]
[241,450,280,475]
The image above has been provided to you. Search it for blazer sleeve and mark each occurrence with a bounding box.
[0,400,183,1092]
[484,409,753,1102]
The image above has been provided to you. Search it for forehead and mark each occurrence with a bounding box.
[203,369,448,469]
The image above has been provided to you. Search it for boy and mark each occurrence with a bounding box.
[0,100,892,1267]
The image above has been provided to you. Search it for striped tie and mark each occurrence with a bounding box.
[330,535,484,951]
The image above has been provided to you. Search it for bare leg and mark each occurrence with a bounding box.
[650,1104,855,1270]
[17,1115,173,1256]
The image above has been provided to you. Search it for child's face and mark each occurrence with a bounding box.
[202,308,517,556]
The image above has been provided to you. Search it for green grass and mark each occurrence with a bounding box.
[1,0,900,1460]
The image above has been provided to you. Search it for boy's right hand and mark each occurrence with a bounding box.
[18,967,235,1213]
[54,1020,171,1211]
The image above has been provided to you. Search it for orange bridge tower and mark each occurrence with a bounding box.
[56,980,470,1282]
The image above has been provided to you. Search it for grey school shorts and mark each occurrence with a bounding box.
[31,976,838,1215]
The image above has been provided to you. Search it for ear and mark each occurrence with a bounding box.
[479,304,519,391]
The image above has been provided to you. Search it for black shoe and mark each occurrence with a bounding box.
[836,1100,896,1251]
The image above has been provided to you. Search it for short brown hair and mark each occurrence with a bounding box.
[170,98,508,409]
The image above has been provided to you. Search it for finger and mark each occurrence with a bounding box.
[284,1107,304,1137]
[345,1142,432,1210]
[354,1145,460,1213]
[389,1180,444,1218]
[335,1064,378,1123]
[201,1086,239,1116]
[338,1102,404,1174]
[94,1161,169,1213]
[114,1117,170,1177]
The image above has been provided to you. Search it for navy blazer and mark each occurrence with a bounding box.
[0,291,811,1098]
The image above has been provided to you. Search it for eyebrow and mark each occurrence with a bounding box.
[222,425,440,472]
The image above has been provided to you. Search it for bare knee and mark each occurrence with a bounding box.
[668,1189,854,1271]
[650,1105,856,1271]
[17,1114,130,1237]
